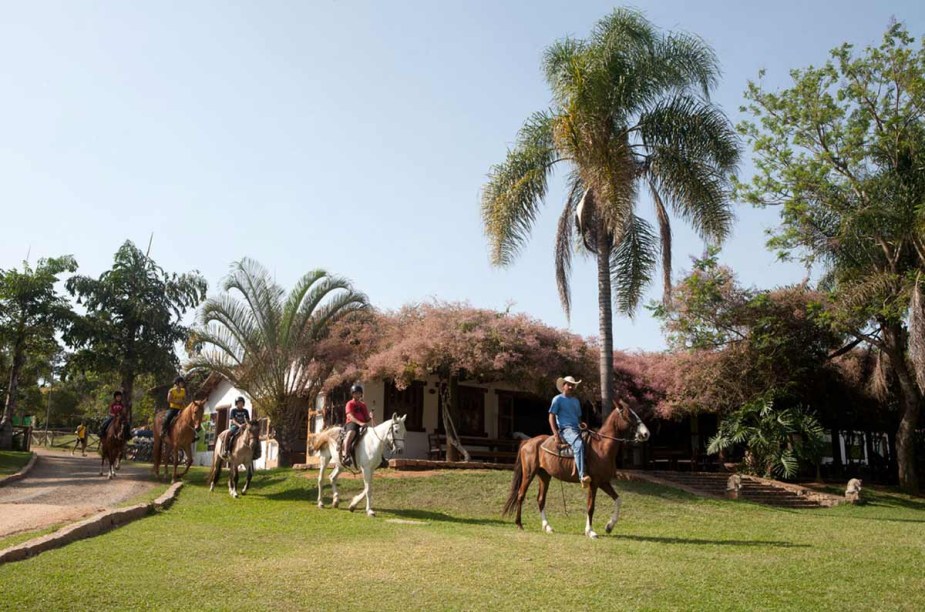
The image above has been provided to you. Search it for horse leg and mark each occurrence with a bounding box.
[100,451,105,477]
[349,465,373,515]
[536,472,553,533]
[330,463,342,508]
[229,464,239,498]
[585,485,599,539]
[515,464,537,531]
[180,443,193,477]
[599,481,622,534]
[242,462,252,495]
[316,454,327,508]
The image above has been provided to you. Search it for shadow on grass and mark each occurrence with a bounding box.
[377,507,508,526]
[618,534,810,548]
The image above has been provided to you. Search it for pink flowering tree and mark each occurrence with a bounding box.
[364,302,597,460]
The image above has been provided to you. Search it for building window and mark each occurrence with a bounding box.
[384,380,424,432]
[439,384,486,436]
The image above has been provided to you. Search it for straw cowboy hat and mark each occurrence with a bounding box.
[555,376,582,393]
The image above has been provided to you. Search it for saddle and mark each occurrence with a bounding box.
[540,430,593,459]
[336,426,367,465]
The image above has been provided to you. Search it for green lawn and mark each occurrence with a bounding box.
[0,450,32,476]
[1,467,923,610]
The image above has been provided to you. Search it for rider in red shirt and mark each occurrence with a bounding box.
[99,391,126,441]
[341,384,373,466]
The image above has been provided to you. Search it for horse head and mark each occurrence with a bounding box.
[387,413,407,455]
[189,399,207,429]
[611,399,650,443]
[246,419,261,441]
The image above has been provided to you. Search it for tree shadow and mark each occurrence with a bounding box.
[376,507,508,526]
[617,534,809,548]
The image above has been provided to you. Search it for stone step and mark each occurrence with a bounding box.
[647,471,827,508]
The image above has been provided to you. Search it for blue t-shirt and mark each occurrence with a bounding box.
[549,394,582,429]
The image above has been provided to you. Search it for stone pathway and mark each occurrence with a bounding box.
[0,448,156,538]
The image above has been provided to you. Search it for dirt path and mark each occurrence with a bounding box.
[0,448,157,538]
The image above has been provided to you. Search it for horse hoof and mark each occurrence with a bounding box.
[544,525,554,534]
[605,523,614,534]
[516,524,524,531]
[587,530,598,539]
[367,510,376,517]
[317,502,324,509]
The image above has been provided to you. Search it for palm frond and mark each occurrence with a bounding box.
[650,182,673,304]
[648,151,734,243]
[611,214,658,316]
[481,111,561,266]
[555,173,585,319]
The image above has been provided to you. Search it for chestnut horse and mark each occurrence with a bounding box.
[503,401,650,539]
[100,411,128,479]
[153,399,206,483]
[208,419,261,498]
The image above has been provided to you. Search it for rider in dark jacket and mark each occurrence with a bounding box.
[223,396,261,460]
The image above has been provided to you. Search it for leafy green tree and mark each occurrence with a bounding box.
[707,395,827,479]
[188,259,368,465]
[736,23,925,492]
[64,241,206,423]
[0,256,77,449]
[481,8,739,414]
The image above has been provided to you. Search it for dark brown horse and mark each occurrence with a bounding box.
[100,411,128,479]
[153,399,206,483]
[503,401,649,538]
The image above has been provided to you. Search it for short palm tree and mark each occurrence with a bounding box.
[188,259,368,463]
[482,9,739,414]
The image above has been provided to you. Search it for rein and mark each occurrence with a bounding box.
[582,408,645,445]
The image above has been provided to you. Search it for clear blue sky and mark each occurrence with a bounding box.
[3,1,923,350]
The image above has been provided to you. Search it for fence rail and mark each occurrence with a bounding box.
[31,428,100,451]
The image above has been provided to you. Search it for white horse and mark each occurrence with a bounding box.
[307,413,407,516]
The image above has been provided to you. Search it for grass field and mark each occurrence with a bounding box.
[1,466,923,610]
[0,450,32,476]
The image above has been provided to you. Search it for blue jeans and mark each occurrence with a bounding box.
[560,427,585,479]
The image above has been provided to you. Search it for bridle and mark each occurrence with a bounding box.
[369,420,405,454]
[583,406,647,445]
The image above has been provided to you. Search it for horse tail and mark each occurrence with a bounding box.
[306,428,335,454]
[502,445,525,517]
[208,449,222,490]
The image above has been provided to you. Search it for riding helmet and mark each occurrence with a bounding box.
[350,383,364,395]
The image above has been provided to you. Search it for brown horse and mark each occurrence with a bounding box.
[208,419,261,498]
[100,411,128,479]
[503,401,650,538]
[153,399,206,483]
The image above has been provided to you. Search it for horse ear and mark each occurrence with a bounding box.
[399,414,407,422]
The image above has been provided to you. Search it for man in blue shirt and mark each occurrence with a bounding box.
[549,376,591,488]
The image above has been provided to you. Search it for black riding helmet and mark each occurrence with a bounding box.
[235,396,246,405]
[174,375,185,385]
[350,383,363,395]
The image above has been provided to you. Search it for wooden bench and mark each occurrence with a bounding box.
[428,433,521,463]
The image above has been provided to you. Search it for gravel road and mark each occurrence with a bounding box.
[0,448,156,538]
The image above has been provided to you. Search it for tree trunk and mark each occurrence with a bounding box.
[120,370,135,425]
[440,376,470,462]
[882,323,921,493]
[0,335,27,450]
[829,426,843,477]
[596,227,614,417]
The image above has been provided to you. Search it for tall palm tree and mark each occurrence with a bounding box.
[188,259,368,464]
[482,9,739,414]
